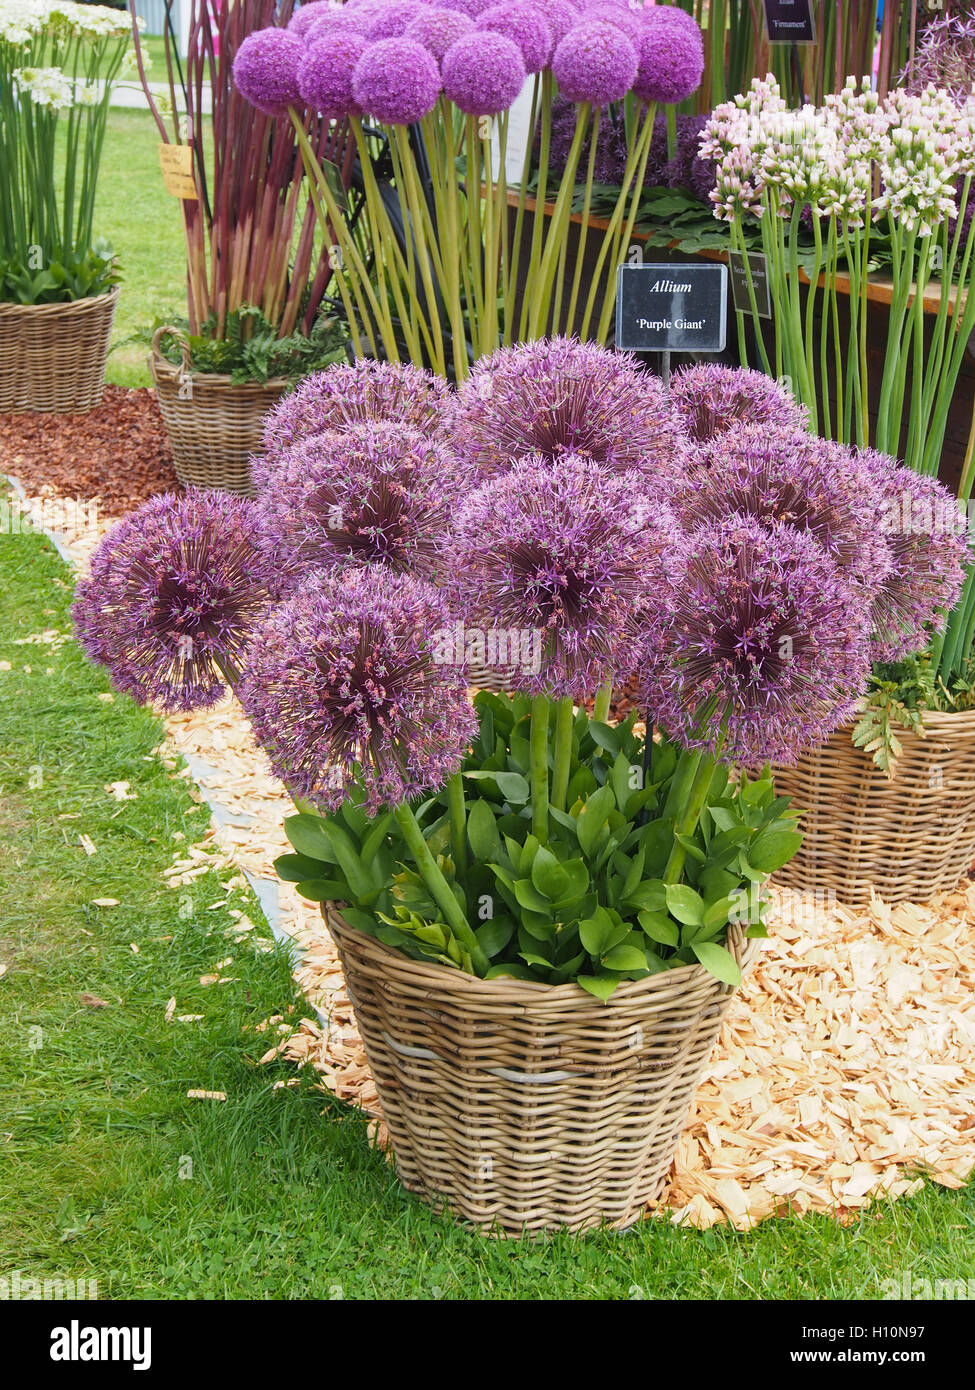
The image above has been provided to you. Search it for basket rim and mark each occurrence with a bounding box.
[324,905,753,1006]
[149,325,293,392]
[826,707,975,740]
[0,286,119,317]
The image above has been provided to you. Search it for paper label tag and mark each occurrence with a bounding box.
[158,143,197,201]
[729,251,772,319]
[763,0,816,43]
[615,263,728,353]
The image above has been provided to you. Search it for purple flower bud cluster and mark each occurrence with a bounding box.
[545,104,716,204]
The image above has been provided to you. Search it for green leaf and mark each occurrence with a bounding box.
[284,813,336,862]
[664,883,705,926]
[274,851,330,883]
[747,826,803,874]
[638,911,679,948]
[531,845,569,902]
[295,879,351,902]
[576,784,615,857]
[335,908,376,934]
[464,770,530,803]
[552,858,590,905]
[624,878,667,912]
[475,917,514,958]
[485,962,536,981]
[588,721,622,756]
[579,906,628,956]
[602,944,649,972]
[577,974,619,1001]
[692,941,741,987]
[467,798,503,862]
[514,877,552,914]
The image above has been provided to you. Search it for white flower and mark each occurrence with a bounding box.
[13,64,75,109]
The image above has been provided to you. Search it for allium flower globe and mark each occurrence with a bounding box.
[669,363,807,441]
[476,4,553,73]
[366,0,430,39]
[633,6,704,105]
[449,454,674,697]
[441,31,526,116]
[432,0,496,17]
[287,3,343,38]
[449,337,680,478]
[404,7,474,61]
[260,360,451,470]
[642,517,870,766]
[352,38,442,123]
[261,422,468,581]
[232,27,302,116]
[552,22,638,105]
[531,0,580,46]
[241,567,478,814]
[297,32,369,117]
[581,2,642,42]
[72,493,275,712]
[852,448,969,661]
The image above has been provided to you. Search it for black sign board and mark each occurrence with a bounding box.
[615,263,728,354]
[763,0,815,43]
[729,250,772,319]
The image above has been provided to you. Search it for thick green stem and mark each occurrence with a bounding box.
[551,697,575,813]
[392,802,488,972]
[530,694,550,844]
[663,753,718,884]
[446,772,467,877]
[593,676,613,724]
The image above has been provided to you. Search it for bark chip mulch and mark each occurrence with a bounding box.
[0,386,180,518]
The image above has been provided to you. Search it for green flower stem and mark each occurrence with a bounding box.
[505,74,539,346]
[392,802,488,973]
[564,106,602,335]
[551,696,575,813]
[661,746,702,824]
[528,102,591,337]
[350,117,421,365]
[446,772,468,877]
[530,694,551,844]
[593,102,659,344]
[663,752,718,885]
[592,676,613,724]
[519,71,553,341]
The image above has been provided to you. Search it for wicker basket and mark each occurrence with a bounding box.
[0,289,118,413]
[326,908,756,1234]
[149,326,290,495]
[772,709,975,908]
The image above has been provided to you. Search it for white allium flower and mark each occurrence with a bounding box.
[14,64,75,109]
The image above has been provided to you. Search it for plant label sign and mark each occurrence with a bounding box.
[615,263,728,353]
[762,0,815,43]
[158,143,197,201]
[729,250,772,318]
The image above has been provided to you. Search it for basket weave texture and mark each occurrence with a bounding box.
[772,710,975,908]
[149,326,290,495]
[0,289,117,413]
[326,908,755,1234]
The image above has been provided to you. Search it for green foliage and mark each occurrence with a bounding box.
[278,692,802,1000]
[155,306,349,384]
[0,240,120,305]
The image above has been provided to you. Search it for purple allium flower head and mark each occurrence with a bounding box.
[297,32,369,117]
[477,4,553,73]
[352,38,442,123]
[546,94,628,183]
[240,566,478,814]
[232,27,303,117]
[552,21,638,105]
[288,3,342,39]
[449,337,680,479]
[305,8,376,39]
[261,422,472,582]
[633,5,704,104]
[580,1,642,42]
[669,363,807,442]
[442,31,526,115]
[851,448,970,662]
[641,517,870,765]
[72,492,276,713]
[432,0,496,17]
[679,427,894,601]
[531,0,580,46]
[448,454,675,697]
[259,360,452,473]
[404,7,474,62]
[366,0,431,39]
[901,13,975,105]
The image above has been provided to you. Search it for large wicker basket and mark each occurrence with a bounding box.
[326,908,755,1234]
[0,289,118,413]
[149,326,290,495]
[772,709,975,908]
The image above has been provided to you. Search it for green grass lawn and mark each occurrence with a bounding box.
[1,517,973,1299]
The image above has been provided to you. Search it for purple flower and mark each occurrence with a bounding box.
[431,0,496,17]
[633,6,704,105]
[404,7,475,62]
[552,21,637,105]
[448,337,680,479]
[852,448,970,661]
[441,31,526,115]
[641,517,870,765]
[240,566,478,814]
[290,3,374,39]
[260,422,471,582]
[448,454,674,697]
[579,1,642,42]
[366,0,431,39]
[288,4,341,39]
[476,4,553,74]
[546,95,628,183]
[678,427,894,602]
[531,0,581,46]
[232,27,303,117]
[669,363,807,442]
[259,360,452,471]
[297,32,369,117]
[901,13,975,105]
[352,38,442,123]
[72,492,276,713]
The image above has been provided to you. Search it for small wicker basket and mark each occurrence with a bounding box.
[149,325,290,495]
[0,289,118,413]
[772,709,975,908]
[326,908,755,1234]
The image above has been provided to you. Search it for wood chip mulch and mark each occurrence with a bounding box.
[14,484,975,1232]
[0,388,180,518]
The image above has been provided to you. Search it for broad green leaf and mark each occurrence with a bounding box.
[531,845,569,902]
[464,770,531,803]
[747,826,803,874]
[475,917,514,958]
[579,906,628,956]
[577,974,619,1001]
[295,879,351,902]
[664,883,705,926]
[284,813,336,862]
[576,783,615,856]
[514,877,552,914]
[485,962,536,981]
[692,941,741,987]
[467,798,503,862]
[624,877,667,913]
[602,944,649,972]
[638,911,679,948]
[274,851,330,883]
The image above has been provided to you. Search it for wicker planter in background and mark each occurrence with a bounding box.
[0,289,118,413]
[326,908,755,1234]
[149,326,290,495]
[773,709,975,909]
